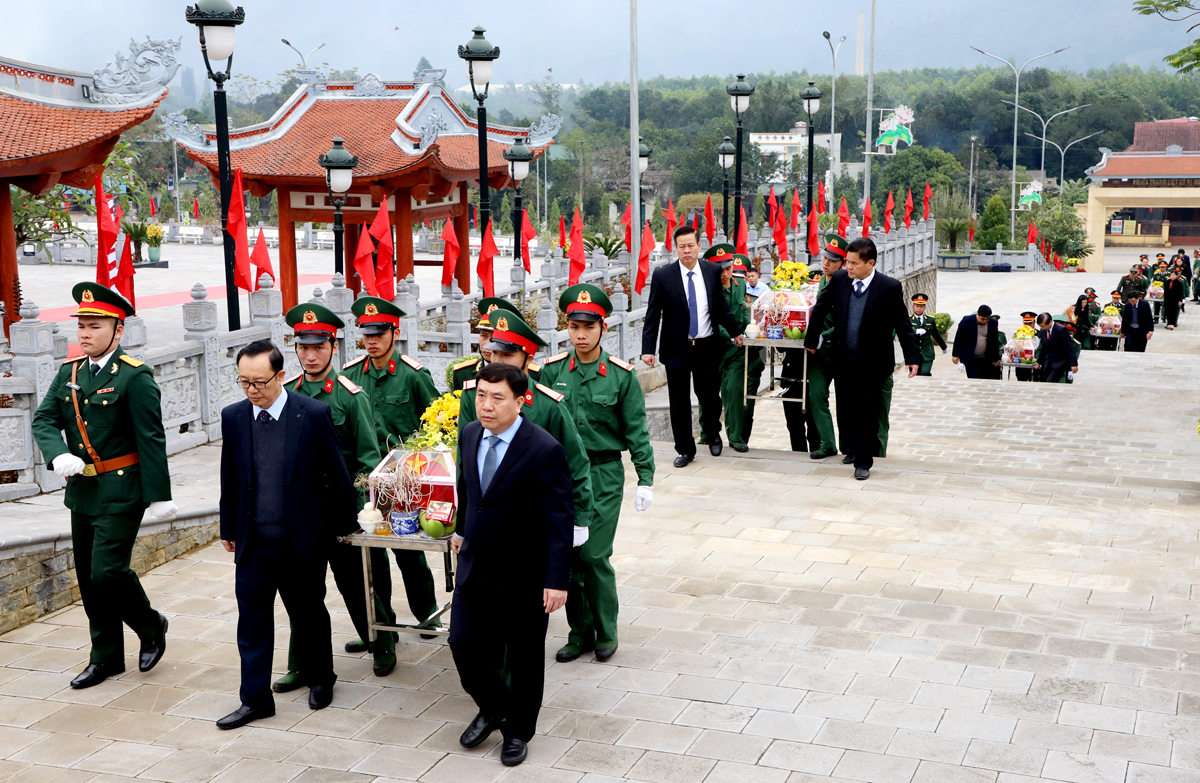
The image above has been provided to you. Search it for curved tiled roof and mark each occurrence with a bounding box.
[0,93,162,171]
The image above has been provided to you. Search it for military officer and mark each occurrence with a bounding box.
[343,296,443,644]
[1118,265,1149,301]
[1015,311,1038,380]
[909,293,946,376]
[450,298,523,391]
[1151,261,1171,322]
[32,283,174,689]
[269,304,398,692]
[539,284,655,664]
[1079,288,1101,350]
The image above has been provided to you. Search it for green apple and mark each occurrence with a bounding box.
[423,518,446,538]
[784,326,803,339]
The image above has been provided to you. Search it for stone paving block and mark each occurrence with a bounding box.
[885,729,971,764]
[726,683,804,712]
[892,659,967,686]
[1041,750,1127,783]
[813,719,898,753]
[983,692,1062,722]
[1100,682,1177,713]
[1088,729,1171,765]
[614,720,700,753]
[1028,676,1104,704]
[914,683,990,712]
[864,700,944,732]
[660,675,740,705]
[959,667,1034,694]
[1058,702,1137,734]
[935,711,1017,743]
[847,673,921,703]
[911,759,997,783]
[832,749,920,783]
[682,729,770,763]
[553,741,643,778]
[624,749,715,783]
[606,693,689,724]
[779,667,854,694]
[701,759,790,783]
[999,652,1073,677]
[1126,762,1200,783]
[962,739,1046,776]
[794,692,876,721]
[758,740,845,775]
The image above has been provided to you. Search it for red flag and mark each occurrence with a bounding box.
[520,209,536,272]
[558,214,567,250]
[192,197,200,220]
[149,197,156,218]
[621,202,632,252]
[477,219,498,296]
[440,218,460,288]
[736,206,749,256]
[663,199,677,252]
[1026,221,1037,245]
[704,196,715,244]
[817,180,827,214]
[636,219,654,295]
[693,212,700,232]
[836,197,850,238]
[969,225,976,244]
[568,207,586,285]
[903,189,914,228]
[93,174,117,287]
[352,224,377,296]
[791,188,802,230]
[923,181,932,221]
[251,229,275,292]
[884,191,895,234]
[861,198,873,238]
[807,205,819,257]
[767,188,777,226]
[228,169,254,292]
[369,200,394,301]
[114,234,135,307]
[772,202,789,261]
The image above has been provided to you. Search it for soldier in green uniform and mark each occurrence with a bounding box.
[1118,265,1148,302]
[1096,294,1122,351]
[269,304,398,692]
[450,298,524,391]
[909,293,945,376]
[342,296,443,648]
[539,284,655,664]
[1078,288,1101,350]
[32,283,173,689]
[1015,312,1038,380]
[1151,260,1170,323]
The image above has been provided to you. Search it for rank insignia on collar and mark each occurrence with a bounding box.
[110,363,118,374]
[323,378,335,393]
[523,390,534,406]
[599,361,607,376]
[387,359,396,374]
[569,356,575,372]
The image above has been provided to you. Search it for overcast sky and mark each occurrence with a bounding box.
[1,0,1189,91]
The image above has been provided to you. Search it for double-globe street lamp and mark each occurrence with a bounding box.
[800,81,822,262]
[503,136,533,296]
[822,32,846,204]
[458,27,499,234]
[185,0,244,330]
[318,138,358,277]
[726,75,754,249]
[1002,101,1091,179]
[717,136,735,237]
[1024,131,1101,203]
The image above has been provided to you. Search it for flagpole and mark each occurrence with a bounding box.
[863,0,875,208]
[630,0,641,283]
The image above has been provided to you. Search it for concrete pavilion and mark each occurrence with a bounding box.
[167,71,559,311]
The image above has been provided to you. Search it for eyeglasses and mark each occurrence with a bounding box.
[237,375,279,390]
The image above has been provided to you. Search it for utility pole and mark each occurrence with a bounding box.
[863,0,876,207]
[578,139,584,210]
[630,0,641,267]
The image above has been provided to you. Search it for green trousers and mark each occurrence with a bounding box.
[566,460,624,649]
[719,347,764,448]
[71,511,161,666]
[917,360,933,376]
[808,357,838,452]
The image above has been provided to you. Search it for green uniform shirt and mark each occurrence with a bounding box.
[32,347,172,514]
[450,357,483,392]
[1118,274,1148,299]
[458,377,593,527]
[342,351,440,454]
[910,314,946,362]
[539,351,655,487]
[289,370,382,511]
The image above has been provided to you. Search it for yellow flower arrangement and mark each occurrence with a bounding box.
[1013,325,1036,339]
[1102,305,1120,317]
[405,390,462,452]
[146,224,163,240]
[771,260,811,290]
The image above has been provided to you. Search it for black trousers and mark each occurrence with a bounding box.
[664,336,723,457]
[449,585,549,742]
[1014,366,1035,381]
[1165,301,1181,326]
[376,549,439,626]
[832,359,887,470]
[964,357,1001,380]
[236,537,334,708]
[1125,331,1149,352]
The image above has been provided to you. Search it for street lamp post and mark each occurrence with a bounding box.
[800,81,822,262]
[1025,131,1101,202]
[458,27,500,232]
[318,138,357,276]
[185,0,245,330]
[726,74,754,250]
[970,45,1070,242]
[968,135,977,217]
[822,31,846,204]
[717,136,735,236]
[635,137,651,224]
[1002,101,1091,180]
[503,136,534,300]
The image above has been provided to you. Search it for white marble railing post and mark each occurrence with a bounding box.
[250,273,286,351]
[182,283,222,441]
[397,276,422,357]
[325,273,354,369]
[536,298,560,356]
[9,301,61,492]
[446,288,473,358]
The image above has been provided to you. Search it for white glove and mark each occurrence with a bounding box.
[941,348,948,355]
[573,526,589,547]
[146,501,178,522]
[915,328,927,336]
[635,486,654,512]
[817,335,825,350]
[52,454,86,478]
[1066,371,1074,381]
[957,363,965,373]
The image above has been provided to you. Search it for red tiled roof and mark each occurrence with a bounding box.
[1093,156,1200,177]
[0,93,162,170]
[1127,119,1200,152]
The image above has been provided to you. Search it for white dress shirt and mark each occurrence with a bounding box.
[679,260,712,338]
[252,389,289,422]
[477,415,522,485]
[850,268,876,295]
[88,349,117,375]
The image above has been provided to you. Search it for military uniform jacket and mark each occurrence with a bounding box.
[32,347,171,514]
[1118,274,1149,299]
[289,370,382,511]
[450,357,483,392]
[342,351,440,454]
[910,314,946,362]
[458,377,594,528]
[539,350,655,487]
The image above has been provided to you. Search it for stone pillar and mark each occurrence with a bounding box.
[446,288,473,358]
[10,301,62,491]
[325,273,353,369]
[251,273,286,350]
[50,323,67,361]
[609,282,630,359]
[0,301,9,374]
[183,283,222,440]
[536,297,559,355]
[118,314,147,361]
[397,277,421,358]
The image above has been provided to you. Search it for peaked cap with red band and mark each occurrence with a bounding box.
[285,303,343,344]
[484,311,547,356]
[71,282,134,321]
[559,283,612,322]
[351,296,405,335]
[822,232,849,261]
[703,243,735,268]
[476,296,521,330]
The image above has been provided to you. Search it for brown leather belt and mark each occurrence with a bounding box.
[81,453,139,477]
[69,361,139,477]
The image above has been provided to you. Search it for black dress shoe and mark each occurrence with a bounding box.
[810,448,837,460]
[673,454,693,468]
[344,638,368,653]
[460,712,502,748]
[216,703,275,730]
[842,454,856,464]
[709,438,723,457]
[595,645,618,662]
[138,613,168,673]
[854,467,870,480]
[732,445,749,453]
[501,736,528,766]
[309,682,334,710]
[70,662,124,690]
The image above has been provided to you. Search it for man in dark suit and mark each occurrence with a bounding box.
[1120,292,1155,352]
[803,237,919,480]
[216,339,357,730]
[641,225,744,467]
[1034,313,1080,382]
[450,362,574,768]
[951,305,1003,379]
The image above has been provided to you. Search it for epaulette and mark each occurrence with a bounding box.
[343,356,368,370]
[527,362,542,373]
[609,356,634,372]
[535,382,564,402]
[285,374,302,387]
[463,379,477,390]
[118,355,145,367]
[400,355,423,370]
[63,355,86,364]
[543,351,570,365]
[453,357,479,371]
[337,375,363,394]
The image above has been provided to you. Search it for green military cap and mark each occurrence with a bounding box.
[71,282,134,320]
[484,310,547,355]
[911,293,929,304]
[1021,311,1037,322]
[1084,287,1097,295]
[285,303,343,344]
[732,253,751,276]
[559,283,612,322]
[1156,252,1165,258]
[704,243,734,268]
[351,296,404,335]
[477,297,521,330]
[822,232,849,261]
[1052,314,1069,323]
[1110,290,1121,297]
[1130,265,1141,272]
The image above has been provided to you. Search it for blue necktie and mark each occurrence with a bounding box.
[256,410,272,423]
[687,271,699,339]
[480,436,499,494]
[855,281,864,296]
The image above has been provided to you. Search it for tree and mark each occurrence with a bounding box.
[498,193,513,235]
[530,72,563,117]
[547,199,562,244]
[1034,201,1093,259]
[976,194,1009,249]
[932,187,971,251]
[873,145,965,199]
[1134,0,1200,72]
[415,56,433,72]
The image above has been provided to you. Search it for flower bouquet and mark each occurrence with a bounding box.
[770,260,812,291]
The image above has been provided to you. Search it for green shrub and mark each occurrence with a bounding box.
[933,312,953,335]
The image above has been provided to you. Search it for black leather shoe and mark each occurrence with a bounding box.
[308,682,334,710]
[556,643,593,663]
[217,703,275,730]
[138,613,168,673]
[810,448,837,460]
[501,736,528,767]
[732,445,749,453]
[842,454,856,464]
[70,662,124,690]
[709,438,723,457]
[673,454,693,468]
[854,467,870,480]
[344,638,368,653]
[460,712,502,748]
[595,645,618,662]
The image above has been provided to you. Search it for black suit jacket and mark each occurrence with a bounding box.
[952,315,1001,364]
[642,260,742,367]
[219,393,357,563]
[802,269,920,378]
[1121,300,1154,336]
[1037,324,1076,380]
[456,419,574,595]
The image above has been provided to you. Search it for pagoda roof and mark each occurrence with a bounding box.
[168,74,560,194]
